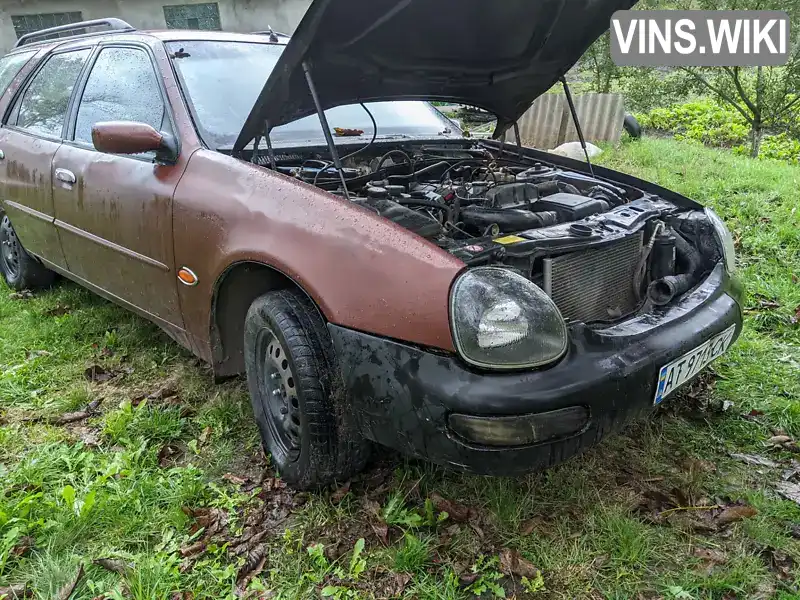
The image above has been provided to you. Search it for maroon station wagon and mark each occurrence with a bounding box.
[0,0,742,488]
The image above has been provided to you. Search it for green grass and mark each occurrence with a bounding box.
[1,137,799,599]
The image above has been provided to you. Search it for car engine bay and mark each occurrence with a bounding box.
[251,141,723,325]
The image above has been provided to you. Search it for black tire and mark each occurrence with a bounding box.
[244,288,370,489]
[623,113,642,139]
[0,213,55,290]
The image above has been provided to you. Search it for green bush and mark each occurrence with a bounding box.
[734,132,800,165]
[636,100,750,147]
[619,69,695,113]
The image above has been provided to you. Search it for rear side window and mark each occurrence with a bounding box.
[0,51,36,97]
[74,47,167,145]
[15,49,90,138]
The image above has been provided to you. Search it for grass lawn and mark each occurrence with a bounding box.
[0,138,798,599]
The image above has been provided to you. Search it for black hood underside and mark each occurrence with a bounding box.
[234,0,636,152]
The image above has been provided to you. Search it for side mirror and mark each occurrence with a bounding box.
[91,121,178,164]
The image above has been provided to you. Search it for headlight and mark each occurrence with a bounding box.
[450,267,567,370]
[705,208,736,272]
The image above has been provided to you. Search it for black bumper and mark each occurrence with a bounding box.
[328,264,743,475]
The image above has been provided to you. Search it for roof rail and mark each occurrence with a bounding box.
[14,18,135,48]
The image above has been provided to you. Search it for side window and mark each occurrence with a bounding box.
[0,51,36,98]
[15,49,90,138]
[74,47,167,146]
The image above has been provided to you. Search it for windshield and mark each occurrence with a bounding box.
[167,41,458,150]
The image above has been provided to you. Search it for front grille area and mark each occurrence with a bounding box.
[549,232,644,323]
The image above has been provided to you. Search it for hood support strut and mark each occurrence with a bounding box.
[302,61,351,199]
[560,76,595,177]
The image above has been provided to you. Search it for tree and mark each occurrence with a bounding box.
[578,32,621,93]
[680,62,800,158]
[577,0,800,157]
[656,0,799,157]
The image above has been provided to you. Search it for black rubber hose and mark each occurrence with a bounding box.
[534,180,582,197]
[461,207,559,232]
[647,231,702,305]
[375,149,414,173]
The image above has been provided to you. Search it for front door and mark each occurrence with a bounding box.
[0,48,91,270]
[52,44,185,327]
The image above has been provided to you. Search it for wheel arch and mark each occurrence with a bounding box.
[210,260,324,378]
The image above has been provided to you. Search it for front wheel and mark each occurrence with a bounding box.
[0,214,55,290]
[244,288,370,489]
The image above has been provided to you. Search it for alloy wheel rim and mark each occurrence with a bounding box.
[0,218,21,279]
[257,326,301,460]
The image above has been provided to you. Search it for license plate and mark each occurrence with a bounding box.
[653,325,736,405]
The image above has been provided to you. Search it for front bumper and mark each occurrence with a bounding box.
[329,264,743,475]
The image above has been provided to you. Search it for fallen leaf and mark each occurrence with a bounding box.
[171,593,194,600]
[761,546,794,581]
[70,426,101,448]
[730,453,779,468]
[45,305,71,317]
[693,547,726,565]
[639,489,676,513]
[134,382,180,407]
[362,498,381,517]
[371,521,389,545]
[92,558,132,575]
[329,481,351,503]
[179,541,206,558]
[381,572,411,597]
[222,473,248,486]
[792,304,800,325]
[458,572,480,587]
[775,481,800,505]
[716,504,758,526]
[9,290,33,300]
[183,506,227,537]
[84,365,115,383]
[768,435,793,446]
[438,523,461,546]
[0,584,31,598]
[198,426,212,447]
[236,548,267,590]
[10,536,33,558]
[158,444,182,467]
[429,492,474,523]
[57,564,84,600]
[744,409,764,419]
[498,548,540,579]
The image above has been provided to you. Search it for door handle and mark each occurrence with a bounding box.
[55,168,76,185]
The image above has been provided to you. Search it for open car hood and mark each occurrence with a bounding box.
[233,0,636,152]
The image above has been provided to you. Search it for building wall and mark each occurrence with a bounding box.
[0,0,311,53]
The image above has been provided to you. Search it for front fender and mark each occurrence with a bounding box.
[172,150,464,354]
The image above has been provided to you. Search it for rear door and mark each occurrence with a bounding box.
[52,43,185,327]
[0,48,91,270]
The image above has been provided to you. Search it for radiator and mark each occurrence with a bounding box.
[547,232,644,323]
